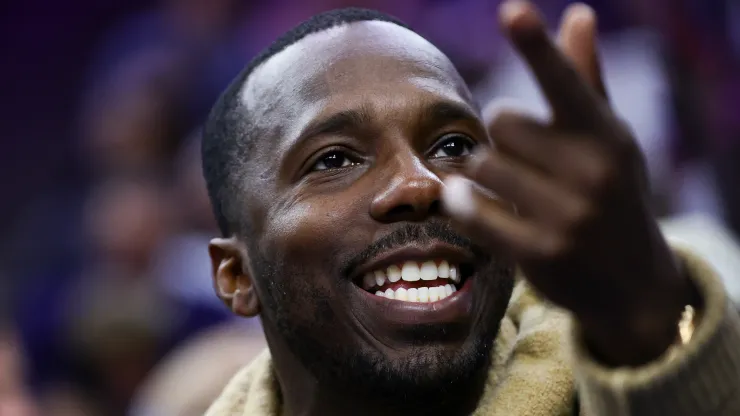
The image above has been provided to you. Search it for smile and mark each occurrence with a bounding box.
[361,260,463,302]
[349,243,478,327]
[350,243,475,305]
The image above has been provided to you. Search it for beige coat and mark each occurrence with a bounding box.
[205,246,740,415]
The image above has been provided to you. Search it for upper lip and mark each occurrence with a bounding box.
[348,242,475,284]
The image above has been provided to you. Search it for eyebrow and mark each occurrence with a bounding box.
[294,108,372,145]
[291,100,479,150]
[417,101,479,130]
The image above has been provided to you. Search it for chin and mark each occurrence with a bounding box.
[258,237,516,400]
[349,327,497,401]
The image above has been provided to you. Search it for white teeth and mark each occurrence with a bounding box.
[363,273,375,289]
[374,270,387,287]
[374,284,456,303]
[420,261,437,281]
[438,260,450,278]
[401,261,420,282]
[418,287,429,302]
[364,260,464,299]
[387,265,402,282]
[449,266,459,283]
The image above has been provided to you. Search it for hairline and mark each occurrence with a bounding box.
[238,20,421,109]
[202,11,446,237]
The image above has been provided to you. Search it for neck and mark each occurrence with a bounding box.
[286,379,486,416]
[264,325,488,416]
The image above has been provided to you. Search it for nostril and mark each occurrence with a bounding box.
[428,200,441,216]
[383,199,442,221]
[386,204,415,219]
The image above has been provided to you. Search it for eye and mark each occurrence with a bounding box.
[310,150,359,172]
[430,134,476,158]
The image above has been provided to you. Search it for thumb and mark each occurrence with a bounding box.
[557,3,609,101]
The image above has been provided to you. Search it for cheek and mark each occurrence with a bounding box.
[257,197,367,304]
[266,201,345,263]
[264,190,372,261]
[256,199,369,338]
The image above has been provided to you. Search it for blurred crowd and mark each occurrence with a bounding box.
[1,0,739,415]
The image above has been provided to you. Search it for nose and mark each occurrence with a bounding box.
[370,156,444,223]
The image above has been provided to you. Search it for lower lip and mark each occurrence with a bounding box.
[355,277,475,326]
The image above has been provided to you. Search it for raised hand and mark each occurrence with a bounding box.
[443,1,694,366]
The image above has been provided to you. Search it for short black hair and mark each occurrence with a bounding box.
[201,8,409,236]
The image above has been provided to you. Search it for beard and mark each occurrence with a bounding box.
[249,220,515,405]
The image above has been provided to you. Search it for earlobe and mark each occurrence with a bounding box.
[209,238,261,317]
[231,284,261,317]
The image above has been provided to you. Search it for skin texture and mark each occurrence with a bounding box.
[211,19,515,416]
[209,1,694,415]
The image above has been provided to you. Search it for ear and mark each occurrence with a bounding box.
[209,237,260,317]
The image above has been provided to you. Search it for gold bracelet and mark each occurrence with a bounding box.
[678,305,696,345]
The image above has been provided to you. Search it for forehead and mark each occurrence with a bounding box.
[238,21,473,154]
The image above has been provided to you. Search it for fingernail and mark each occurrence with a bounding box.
[501,0,528,20]
[500,0,532,27]
[442,175,477,219]
[565,3,595,23]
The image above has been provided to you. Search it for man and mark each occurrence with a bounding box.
[201,2,740,415]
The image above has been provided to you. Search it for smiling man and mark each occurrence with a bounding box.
[201,2,740,416]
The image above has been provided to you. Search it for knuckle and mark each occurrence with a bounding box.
[535,233,572,260]
[583,157,617,192]
[487,110,522,134]
[613,136,641,161]
[608,122,642,161]
[565,199,596,225]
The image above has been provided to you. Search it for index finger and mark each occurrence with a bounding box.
[499,0,605,127]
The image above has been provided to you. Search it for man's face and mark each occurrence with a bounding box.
[236,21,514,399]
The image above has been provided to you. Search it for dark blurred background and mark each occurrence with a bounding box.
[1,0,738,415]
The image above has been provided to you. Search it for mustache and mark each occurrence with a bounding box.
[341,220,490,277]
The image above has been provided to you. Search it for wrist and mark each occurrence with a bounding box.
[578,262,698,367]
[579,306,681,367]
